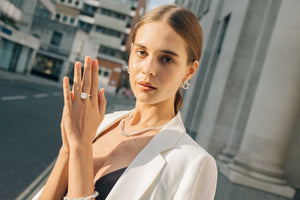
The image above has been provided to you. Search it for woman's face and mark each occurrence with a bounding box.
[129,21,194,107]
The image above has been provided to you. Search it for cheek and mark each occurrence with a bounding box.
[129,55,141,72]
[161,71,183,90]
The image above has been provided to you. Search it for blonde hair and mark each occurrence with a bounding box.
[131,5,203,113]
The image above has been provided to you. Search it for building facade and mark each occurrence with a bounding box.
[31,17,77,81]
[0,0,40,74]
[1,0,146,90]
[55,0,146,89]
[176,0,300,199]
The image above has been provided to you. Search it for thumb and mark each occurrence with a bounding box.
[98,88,106,116]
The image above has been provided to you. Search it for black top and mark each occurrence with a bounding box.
[95,167,127,200]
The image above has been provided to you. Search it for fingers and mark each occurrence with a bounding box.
[82,56,92,94]
[98,88,106,115]
[73,62,82,102]
[91,59,99,101]
[63,77,71,108]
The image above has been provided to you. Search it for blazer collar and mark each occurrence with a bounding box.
[96,110,186,200]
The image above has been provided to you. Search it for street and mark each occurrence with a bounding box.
[0,78,135,199]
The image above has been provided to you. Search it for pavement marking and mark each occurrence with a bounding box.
[1,95,27,101]
[52,92,62,96]
[15,159,56,200]
[33,93,49,98]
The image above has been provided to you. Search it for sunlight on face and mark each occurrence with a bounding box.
[129,22,190,108]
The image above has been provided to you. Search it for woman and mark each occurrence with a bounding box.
[33,4,217,200]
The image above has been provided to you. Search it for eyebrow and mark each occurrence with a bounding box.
[134,43,179,57]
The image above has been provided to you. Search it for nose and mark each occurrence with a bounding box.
[142,56,156,77]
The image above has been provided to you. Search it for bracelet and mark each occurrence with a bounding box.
[63,191,99,200]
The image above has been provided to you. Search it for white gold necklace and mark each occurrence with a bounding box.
[120,112,165,137]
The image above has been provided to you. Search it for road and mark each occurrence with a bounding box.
[0,79,135,199]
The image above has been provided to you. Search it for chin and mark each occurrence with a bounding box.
[135,94,175,109]
[135,94,158,105]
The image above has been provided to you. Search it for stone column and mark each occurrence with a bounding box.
[218,0,273,164]
[225,0,300,198]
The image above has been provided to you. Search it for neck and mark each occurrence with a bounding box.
[130,101,176,128]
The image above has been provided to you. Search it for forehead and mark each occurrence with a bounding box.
[134,22,187,56]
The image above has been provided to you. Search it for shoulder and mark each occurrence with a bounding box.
[157,129,216,176]
[158,132,217,197]
[173,133,215,165]
[155,111,215,165]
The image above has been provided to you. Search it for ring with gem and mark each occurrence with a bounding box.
[80,92,91,100]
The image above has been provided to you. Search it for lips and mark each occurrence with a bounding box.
[138,81,157,91]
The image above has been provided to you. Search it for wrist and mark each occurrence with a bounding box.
[60,145,69,155]
[69,141,93,155]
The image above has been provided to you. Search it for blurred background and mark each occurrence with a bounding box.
[0,0,299,199]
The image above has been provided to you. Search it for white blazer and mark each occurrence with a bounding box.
[33,110,217,200]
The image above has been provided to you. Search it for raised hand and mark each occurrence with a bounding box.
[62,56,106,148]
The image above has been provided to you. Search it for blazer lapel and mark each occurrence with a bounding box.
[106,140,166,200]
[106,112,186,200]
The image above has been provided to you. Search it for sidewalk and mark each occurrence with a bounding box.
[0,70,62,88]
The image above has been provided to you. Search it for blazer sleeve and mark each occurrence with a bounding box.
[173,154,218,200]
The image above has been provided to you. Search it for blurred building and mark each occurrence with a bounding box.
[0,0,40,74]
[0,0,146,89]
[55,0,146,89]
[176,0,300,199]
[31,17,77,81]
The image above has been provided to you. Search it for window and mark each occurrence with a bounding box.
[98,67,111,84]
[34,1,51,19]
[98,45,117,57]
[100,8,126,20]
[95,26,121,38]
[51,31,63,46]
[68,0,72,3]
[31,53,63,81]
[98,67,111,77]
[82,4,97,14]
[55,14,60,21]
[78,21,92,32]
[70,17,75,24]
[103,71,110,77]
[75,1,79,6]
[63,15,68,22]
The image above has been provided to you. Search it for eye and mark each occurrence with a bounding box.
[161,56,174,64]
[136,50,147,57]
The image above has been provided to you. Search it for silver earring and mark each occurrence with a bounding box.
[126,66,130,73]
[180,80,190,89]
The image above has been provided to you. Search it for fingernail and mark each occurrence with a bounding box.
[92,60,97,67]
[86,56,91,63]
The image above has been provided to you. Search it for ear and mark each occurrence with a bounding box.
[184,60,198,81]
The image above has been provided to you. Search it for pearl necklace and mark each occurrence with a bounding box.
[120,112,165,137]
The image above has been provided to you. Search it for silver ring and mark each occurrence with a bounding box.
[80,92,91,100]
